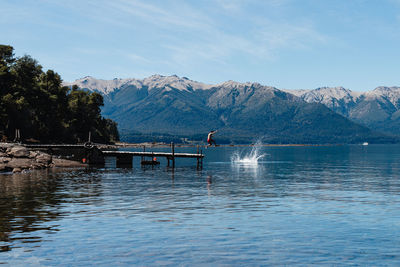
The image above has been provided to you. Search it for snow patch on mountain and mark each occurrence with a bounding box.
[282,89,310,97]
[64,74,213,95]
[217,80,260,89]
[363,87,400,107]
[63,76,141,94]
[300,87,361,105]
[286,86,400,108]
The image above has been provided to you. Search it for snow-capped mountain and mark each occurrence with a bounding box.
[301,87,360,105]
[65,75,392,143]
[363,86,400,108]
[285,86,400,134]
[64,74,212,95]
[290,86,400,109]
[291,87,360,116]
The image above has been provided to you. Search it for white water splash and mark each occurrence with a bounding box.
[231,140,266,164]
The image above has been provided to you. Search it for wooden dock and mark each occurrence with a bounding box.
[102,150,204,168]
[103,142,204,169]
[24,142,204,169]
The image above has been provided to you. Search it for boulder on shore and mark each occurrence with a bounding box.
[7,158,33,169]
[7,146,30,158]
[0,143,87,173]
[0,157,11,163]
[36,153,52,164]
[52,158,87,167]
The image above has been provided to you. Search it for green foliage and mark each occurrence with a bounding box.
[0,45,119,143]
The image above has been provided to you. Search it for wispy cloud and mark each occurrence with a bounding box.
[104,0,214,31]
[126,53,152,64]
[86,0,327,68]
[216,0,289,11]
[24,0,327,66]
[3,0,328,80]
[3,0,399,89]
[216,0,246,12]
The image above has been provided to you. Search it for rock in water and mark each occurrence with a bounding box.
[12,167,22,173]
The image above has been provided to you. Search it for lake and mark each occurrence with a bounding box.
[1,144,400,265]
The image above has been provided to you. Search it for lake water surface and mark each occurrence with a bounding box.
[1,145,400,265]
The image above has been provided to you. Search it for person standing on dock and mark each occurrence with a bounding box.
[207,130,218,146]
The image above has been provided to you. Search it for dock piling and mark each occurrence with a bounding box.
[171,142,175,168]
[196,145,200,169]
[200,148,203,169]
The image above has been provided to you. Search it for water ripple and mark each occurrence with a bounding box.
[1,145,400,265]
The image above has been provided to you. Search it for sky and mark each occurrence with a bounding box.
[1,0,400,91]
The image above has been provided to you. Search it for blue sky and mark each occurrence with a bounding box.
[1,0,400,91]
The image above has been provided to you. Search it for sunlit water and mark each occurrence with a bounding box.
[1,145,400,265]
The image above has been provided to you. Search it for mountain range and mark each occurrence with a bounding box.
[284,86,400,135]
[65,75,399,144]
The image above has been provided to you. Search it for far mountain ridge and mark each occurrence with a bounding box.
[292,86,400,135]
[64,75,399,143]
[66,75,398,99]
[64,74,213,95]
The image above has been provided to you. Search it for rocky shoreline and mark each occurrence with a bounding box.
[0,143,86,173]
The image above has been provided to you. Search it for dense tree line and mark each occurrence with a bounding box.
[0,45,119,143]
